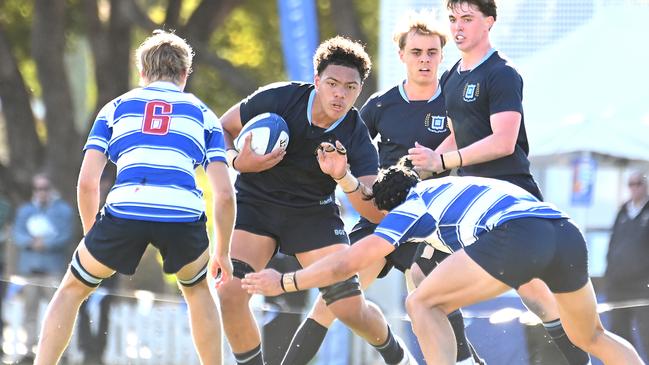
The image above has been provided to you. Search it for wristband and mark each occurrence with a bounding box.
[280,273,286,292]
[440,154,447,171]
[226,148,239,170]
[282,272,298,292]
[441,150,462,170]
[335,171,360,194]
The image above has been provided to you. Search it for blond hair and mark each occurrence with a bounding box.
[392,10,448,50]
[135,30,194,85]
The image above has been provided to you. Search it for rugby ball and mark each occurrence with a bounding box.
[234,113,290,155]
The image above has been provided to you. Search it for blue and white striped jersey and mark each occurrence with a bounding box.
[84,81,227,222]
[374,176,569,253]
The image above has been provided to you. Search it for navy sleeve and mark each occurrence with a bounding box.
[487,66,524,115]
[347,118,379,178]
[239,82,289,125]
[439,70,450,89]
[359,96,379,139]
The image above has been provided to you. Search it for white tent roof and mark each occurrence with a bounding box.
[520,5,649,161]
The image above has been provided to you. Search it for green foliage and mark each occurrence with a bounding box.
[193,0,286,114]
[190,66,244,116]
[0,0,33,61]
[0,1,39,95]
[354,0,379,59]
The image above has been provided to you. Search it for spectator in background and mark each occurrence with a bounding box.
[604,170,649,360]
[11,172,74,363]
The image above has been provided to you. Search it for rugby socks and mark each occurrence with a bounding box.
[234,344,264,365]
[373,325,404,364]
[543,319,591,365]
[448,309,474,362]
[281,318,328,365]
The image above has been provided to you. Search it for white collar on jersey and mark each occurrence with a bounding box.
[398,81,442,104]
[457,48,497,73]
[307,89,346,132]
[145,81,182,91]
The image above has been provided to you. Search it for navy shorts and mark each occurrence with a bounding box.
[414,244,451,276]
[350,221,424,278]
[84,211,209,275]
[464,218,589,293]
[236,200,348,255]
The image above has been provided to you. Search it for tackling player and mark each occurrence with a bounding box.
[243,160,645,365]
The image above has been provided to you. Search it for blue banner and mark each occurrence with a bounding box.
[571,154,597,206]
[277,0,319,82]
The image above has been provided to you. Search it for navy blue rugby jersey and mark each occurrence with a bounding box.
[360,82,451,170]
[374,176,568,253]
[237,82,379,208]
[442,50,532,178]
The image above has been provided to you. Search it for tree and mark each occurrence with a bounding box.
[0,0,378,206]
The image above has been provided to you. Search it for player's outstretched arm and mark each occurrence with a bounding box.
[242,235,395,296]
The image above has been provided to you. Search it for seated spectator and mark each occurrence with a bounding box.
[11,173,74,363]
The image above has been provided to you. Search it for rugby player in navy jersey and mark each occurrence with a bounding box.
[34,30,235,365]
[407,1,591,364]
[281,12,482,365]
[214,36,416,365]
[242,160,645,365]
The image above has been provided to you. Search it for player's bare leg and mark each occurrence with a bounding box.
[297,245,388,343]
[305,257,385,327]
[217,230,275,365]
[296,245,413,364]
[281,258,386,365]
[406,250,513,365]
[177,250,223,365]
[517,278,590,364]
[554,282,644,365]
[35,241,114,365]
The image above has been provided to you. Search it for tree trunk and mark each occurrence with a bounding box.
[0,25,43,201]
[32,0,81,203]
[330,0,377,105]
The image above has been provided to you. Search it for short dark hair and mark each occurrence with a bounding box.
[447,0,497,20]
[370,157,420,212]
[313,36,372,83]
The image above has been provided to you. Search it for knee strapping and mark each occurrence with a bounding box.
[70,251,103,287]
[319,275,361,305]
[232,259,256,279]
[177,263,208,287]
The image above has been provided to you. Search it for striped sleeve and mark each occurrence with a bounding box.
[84,103,114,154]
[203,107,227,167]
[374,195,437,247]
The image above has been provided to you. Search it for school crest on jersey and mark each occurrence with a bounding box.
[463,83,480,102]
[425,113,447,133]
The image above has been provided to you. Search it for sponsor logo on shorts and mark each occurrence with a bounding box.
[320,196,333,205]
[334,229,346,236]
